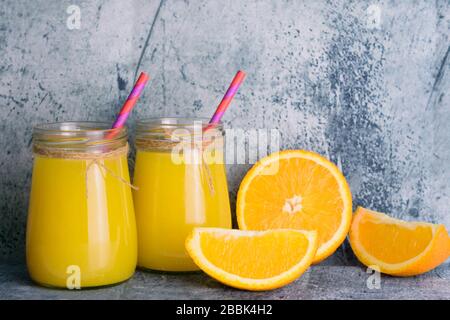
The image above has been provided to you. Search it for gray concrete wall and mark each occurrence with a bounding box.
[0,0,449,264]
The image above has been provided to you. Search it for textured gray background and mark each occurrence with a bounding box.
[0,0,449,265]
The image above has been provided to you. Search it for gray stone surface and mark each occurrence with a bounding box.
[0,261,449,299]
[0,0,449,268]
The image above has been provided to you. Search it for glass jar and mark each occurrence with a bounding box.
[27,122,137,288]
[133,118,232,271]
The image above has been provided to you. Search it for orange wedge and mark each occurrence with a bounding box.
[349,207,450,276]
[185,228,318,291]
[237,150,352,263]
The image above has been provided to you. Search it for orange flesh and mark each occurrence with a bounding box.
[198,231,311,279]
[242,158,344,246]
[358,214,433,264]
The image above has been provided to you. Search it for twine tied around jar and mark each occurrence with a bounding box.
[33,143,138,198]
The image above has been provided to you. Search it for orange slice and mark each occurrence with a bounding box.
[236,150,352,263]
[349,207,450,276]
[185,228,318,291]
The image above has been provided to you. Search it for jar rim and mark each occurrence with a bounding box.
[135,117,224,150]
[33,121,127,153]
[34,121,126,135]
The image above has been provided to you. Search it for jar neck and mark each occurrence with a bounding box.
[135,117,224,151]
[33,122,128,155]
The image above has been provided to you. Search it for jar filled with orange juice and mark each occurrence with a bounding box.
[27,122,137,288]
[133,118,232,271]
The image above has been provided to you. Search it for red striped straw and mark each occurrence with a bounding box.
[111,72,150,131]
[205,70,246,130]
[106,72,149,140]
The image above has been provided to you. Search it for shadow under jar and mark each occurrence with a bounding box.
[133,118,232,272]
[26,122,137,288]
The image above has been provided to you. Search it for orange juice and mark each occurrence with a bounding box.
[133,118,231,271]
[26,122,137,288]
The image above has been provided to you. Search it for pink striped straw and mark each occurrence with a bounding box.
[206,70,246,129]
[112,72,150,129]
